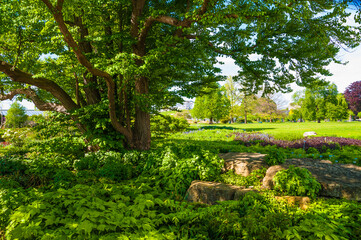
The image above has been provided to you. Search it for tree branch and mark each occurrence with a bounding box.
[0,60,78,110]
[0,88,67,112]
[40,0,133,144]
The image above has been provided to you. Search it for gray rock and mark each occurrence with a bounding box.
[219,152,268,177]
[303,131,317,137]
[262,158,361,201]
[185,180,257,205]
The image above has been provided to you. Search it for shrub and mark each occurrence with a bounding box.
[264,146,286,166]
[0,156,28,176]
[151,114,189,136]
[273,165,321,198]
[53,169,76,189]
[218,168,267,187]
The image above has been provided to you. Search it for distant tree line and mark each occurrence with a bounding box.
[290,81,360,122]
[191,79,361,124]
[192,77,287,124]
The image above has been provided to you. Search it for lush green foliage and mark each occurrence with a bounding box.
[150,114,189,137]
[273,165,321,199]
[264,146,287,166]
[1,120,361,239]
[5,102,28,128]
[5,0,359,149]
[218,168,267,188]
[295,83,349,122]
[192,85,230,123]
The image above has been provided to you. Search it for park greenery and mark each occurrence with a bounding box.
[1,0,361,149]
[1,0,361,239]
[1,117,361,239]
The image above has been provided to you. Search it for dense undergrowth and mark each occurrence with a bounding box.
[1,118,361,239]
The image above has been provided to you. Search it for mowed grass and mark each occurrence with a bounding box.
[190,121,361,140]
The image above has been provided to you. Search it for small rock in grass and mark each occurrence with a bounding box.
[303,131,317,137]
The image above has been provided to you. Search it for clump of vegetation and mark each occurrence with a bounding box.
[218,168,267,187]
[265,146,287,166]
[273,165,321,199]
[150,114,189,137]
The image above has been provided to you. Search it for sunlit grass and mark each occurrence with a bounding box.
[187,121,361,140]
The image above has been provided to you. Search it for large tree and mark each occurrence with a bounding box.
[0,0,359,150]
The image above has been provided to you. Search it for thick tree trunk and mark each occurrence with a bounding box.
[132,76,151,150]
[133,108,151,150]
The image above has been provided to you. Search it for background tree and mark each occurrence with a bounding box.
[5,102,28,128]
[344,81,361,116]
[240,93,256,124]
[224,76,242,123]
[0,0,359,150]
[252,97,279,122]
[192,86,230,124]
[301,83,338,123]
[325,94,349,121]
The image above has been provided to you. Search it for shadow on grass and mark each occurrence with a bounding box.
[195,125,276,132]
[155,138,251,153]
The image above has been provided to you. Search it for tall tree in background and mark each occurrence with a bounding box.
[6,102,28,128]
[300,83,340,122]
[344,81,361,117]
[224,76,242,123]
[325,94,349,121]
[0,0,359,149]
[192,86,230,124]
[252,97,279,122]
[240,93,256,124]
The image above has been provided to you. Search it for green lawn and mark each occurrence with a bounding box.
[190,121,361,140]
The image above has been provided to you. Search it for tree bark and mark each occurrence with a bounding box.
[132,76,151,150]
[0,61,78,111]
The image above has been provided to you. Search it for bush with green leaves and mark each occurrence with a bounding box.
[5,102,28,128]
[153,145,224,196]
[73,101,126,151]
[273,165,321,198]
[151,114,189,136]
[218,168,267,188]
[264,146,287,166]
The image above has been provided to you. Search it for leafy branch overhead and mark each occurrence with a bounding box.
[0,0,360,149]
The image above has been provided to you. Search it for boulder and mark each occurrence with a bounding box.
[274,196,310,210]
[262,158,361,201]
[186,180,257,205]
[303,131,317,137]
[219,152,268,177]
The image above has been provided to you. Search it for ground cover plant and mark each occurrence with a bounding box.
[1,120,361,239]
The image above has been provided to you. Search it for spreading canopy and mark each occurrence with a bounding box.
[0,0,360,149]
